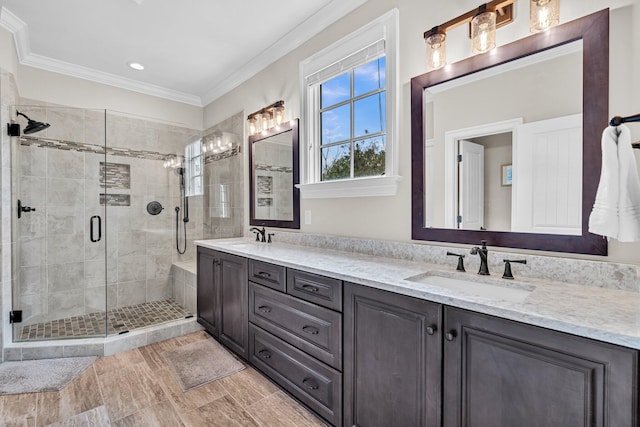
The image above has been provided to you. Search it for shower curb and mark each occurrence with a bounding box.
[2,317,203,362]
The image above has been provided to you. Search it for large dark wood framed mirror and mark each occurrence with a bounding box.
[249,119,300,229]
[411,9,609,255]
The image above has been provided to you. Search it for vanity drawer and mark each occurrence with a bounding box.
[249,282,342,370]
[249,324,342,426]
[287,269,342,312]
[248,259,286,292]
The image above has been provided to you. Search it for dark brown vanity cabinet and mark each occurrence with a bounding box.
[248,264,343,426]
[343,282,443,427]
[443,307,639,427]
[196,247,248,359]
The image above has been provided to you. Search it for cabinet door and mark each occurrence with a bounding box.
[218,252,249,359]
[196,247,218,336]
[344,282,442,427]
[443,307,639,427]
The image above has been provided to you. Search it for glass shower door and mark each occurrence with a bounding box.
[12,105,108,341]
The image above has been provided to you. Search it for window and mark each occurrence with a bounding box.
[184,139,203,197]
[300,9,400,198]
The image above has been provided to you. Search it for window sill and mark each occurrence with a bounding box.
[296,175,402,199]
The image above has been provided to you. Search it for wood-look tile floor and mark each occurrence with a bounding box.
[0,331,328,427]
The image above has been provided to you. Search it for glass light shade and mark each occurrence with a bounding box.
[261,112,272,131]
[471,10,497,54]
[530,0,559,32]
[274,105,285,126]
[248,116,257,136]
[425,31,446,70]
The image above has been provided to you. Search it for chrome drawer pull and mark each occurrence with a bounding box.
[302,325,319,335]
[258,305,272,314]
[258,349,272,359]
[301,284,319,293]
[302,377,319,390]
[257,271,272,278]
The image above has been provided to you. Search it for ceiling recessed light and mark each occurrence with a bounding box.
[127,61,145,71]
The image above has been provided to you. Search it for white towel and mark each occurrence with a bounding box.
[589,124,640,241]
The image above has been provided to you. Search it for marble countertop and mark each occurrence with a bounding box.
[196,238,640,350]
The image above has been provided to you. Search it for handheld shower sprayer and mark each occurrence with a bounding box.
[175,165,189,254]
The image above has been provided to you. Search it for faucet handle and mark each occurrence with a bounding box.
[480,240,487,248]
[502,259,527,279]
[446,252,466,272]
[267,233,274,243]
[251,230,260,241]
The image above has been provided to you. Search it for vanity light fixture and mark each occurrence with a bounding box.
[530,0,559,32]
[471,4,497,53]
[163,156,182,169]
[423,0,525,70]
[247,100,285,137]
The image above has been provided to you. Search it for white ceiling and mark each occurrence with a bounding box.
[0,0,367,106]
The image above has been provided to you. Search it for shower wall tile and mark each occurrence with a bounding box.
[19,265,46,296]
[84,109,106,147]
[85,258,117,287]
[20,145,46,177]
[46,107,85,143]
[19,293,47,325]
[47,206,85,236]
[47,149,85,179]
[48,289,85,320]
[47,234,84,265]
[85,284,116,313]
[117,280,146,306]
[117,231,147,258]
[19,236,46,268]
[146,277,172,301]
[48,261,85,292]
[47,178,84,208]
[147,255,172,278]
[118,256,147,283]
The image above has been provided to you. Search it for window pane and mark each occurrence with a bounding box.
[321,72,350,108]
[321,104,350,145]
[354,136,385,178]
[354,56,386,97]
[321,143,351,181]
[354,92,386,138]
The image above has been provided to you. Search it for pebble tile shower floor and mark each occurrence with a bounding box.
[19,299,192,340]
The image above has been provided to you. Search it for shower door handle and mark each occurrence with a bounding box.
[90,215,102,243]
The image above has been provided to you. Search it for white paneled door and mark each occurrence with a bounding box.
[512,114,582,235]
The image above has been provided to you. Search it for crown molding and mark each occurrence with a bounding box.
[200,0,368,106]
[0,6,203,106]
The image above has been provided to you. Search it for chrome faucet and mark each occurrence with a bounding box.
[250,227,266,242]
[470,240,490,275]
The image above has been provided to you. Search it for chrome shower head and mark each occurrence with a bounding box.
[17,111,50,134]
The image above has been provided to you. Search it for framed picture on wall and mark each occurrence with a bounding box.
[501,164,512,186]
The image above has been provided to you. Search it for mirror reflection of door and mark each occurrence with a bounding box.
[457,140,484,230]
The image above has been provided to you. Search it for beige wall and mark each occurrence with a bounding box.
[204,0,640,264]
[0,28,18,78]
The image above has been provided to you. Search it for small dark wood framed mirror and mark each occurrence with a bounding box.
[411,9,609,255]
[249,119,300,229]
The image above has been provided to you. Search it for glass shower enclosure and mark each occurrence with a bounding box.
[11,105,196,341]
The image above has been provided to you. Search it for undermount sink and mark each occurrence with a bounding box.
[404,272,535,303]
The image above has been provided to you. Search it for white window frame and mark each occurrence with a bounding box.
[184,139,203,197]
[298,9,401,199]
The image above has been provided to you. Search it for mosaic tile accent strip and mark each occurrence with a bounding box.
[204,146,241,164]
[255,164,293,173]
[100,162,131,189]
[20,136,176,162]
[18,299,192,340]
[100,193,130,206]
